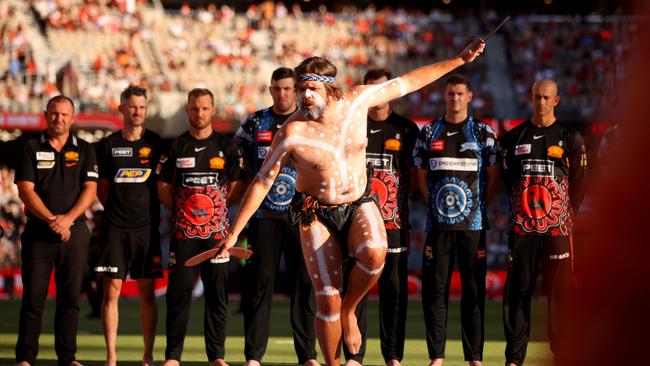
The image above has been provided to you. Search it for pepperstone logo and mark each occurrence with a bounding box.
[429,157,478,172]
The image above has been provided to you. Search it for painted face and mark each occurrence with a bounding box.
[269,77,296,115]
[297,80,328,120]
[186,94,216,131]
[120,95,148,128]
[45,100,75,137]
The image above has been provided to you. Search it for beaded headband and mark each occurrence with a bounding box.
[298,74,336,83]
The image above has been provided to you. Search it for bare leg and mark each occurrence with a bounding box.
[469,361,482,366]
[386,360,401,366]
[161,360,179,366]
[137,279,157,366]
[16,362,31,366]
[303,359,321,366]
[299,220,345,366]
[343,202,387,355]
[210,359,229,366]
[101,278,122,366]
[244,360,261,366]
[345,359,362,366]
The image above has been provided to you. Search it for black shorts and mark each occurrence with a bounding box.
[386,228,409,254]
[95,222,162,280]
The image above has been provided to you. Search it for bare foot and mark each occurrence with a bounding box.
[141,358,154,366]
[68,361,85,366]
[244,360,261,366]
[103,361,116,366]
[162,360,180,366]
[469,362,482,366]
[345,360,362,366]
[210,359,229,366]
[506,364,517,366]
[429,359,443,366]
[386,360,401,366]
[341,311,361,355]
[303,359,321,366]
[16,362,31,366]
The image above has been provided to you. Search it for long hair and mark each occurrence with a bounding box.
[294,56,343,100]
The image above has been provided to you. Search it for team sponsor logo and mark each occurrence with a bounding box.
[37,161,55,169]
[159,155,168,163]
[36,151,55,161]
[155,163,162,175]
[533,135,544,140]
[257,131,273,142]
[547,145,563,159]
[521,159,554,177]
[486,137,495,147]
[95,265,118,273]
[476,249,487,260]
[176,157,195,168]
[549,252,570,260]
[432,176,473,224]
[384,138,401,151]
[515,144,531,156]
[112,147,132,157]
[139,147,152,158]
[114,168,151,183]
[431,140,445,151]
[258,146,270,159]
[460,142,479,152]
[64,151,79,161]
[87,171,99,178]
[429,157,478,171]
[182,172,219,187]
[366,153,393,172]
[209,157,225,170]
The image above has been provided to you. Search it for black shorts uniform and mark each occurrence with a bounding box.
[500,120,587,365]
[412,116,497,361]
[95,129,164,280]
[234,107,318,363]
[157,130,241,362]
[343,112,419,363]
[15,133,98,366]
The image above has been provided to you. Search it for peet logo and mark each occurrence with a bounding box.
[114,168,151,183]
[429,157,478,171]
[209,157,225,170]
[366,153,393,171]
[112,148,132,157]
[182,172,219,187]
[521,159,554,176]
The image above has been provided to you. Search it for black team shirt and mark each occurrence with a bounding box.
[157,131,241,241]
[95,129,164,229]
[500,120,587,236]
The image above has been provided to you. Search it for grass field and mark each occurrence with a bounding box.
[0,298,550,365]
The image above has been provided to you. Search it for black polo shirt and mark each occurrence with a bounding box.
[96,129,163,229]
[16,132,98,224]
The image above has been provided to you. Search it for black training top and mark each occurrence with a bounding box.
[96,129,164,229]
[365,112,419,231]
[500,120,587,236]
[157,130,241,241]
[16,132,98,224]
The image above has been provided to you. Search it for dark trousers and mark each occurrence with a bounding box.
[421,230,487,361]
[242,217,317,363]
[343,230,409,363]
[503,234,573,366]
[16,222,90,366]
[165,237,229,362]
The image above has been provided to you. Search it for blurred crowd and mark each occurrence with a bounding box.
[2,1,631,123]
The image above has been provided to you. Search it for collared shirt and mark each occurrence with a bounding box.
[16,131,98,224]
[96,129,164,229]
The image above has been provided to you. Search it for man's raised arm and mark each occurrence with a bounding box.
[363,39,486,108]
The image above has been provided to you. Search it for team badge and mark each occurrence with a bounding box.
[36,151,55,161]
[210,157,225,170]
[384,139,401,151]
[547,145,563,158]
[64,151,79,161]
[37,161,55,169]
[139,147,152,158]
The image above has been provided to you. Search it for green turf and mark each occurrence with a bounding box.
[0,298,551,365]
